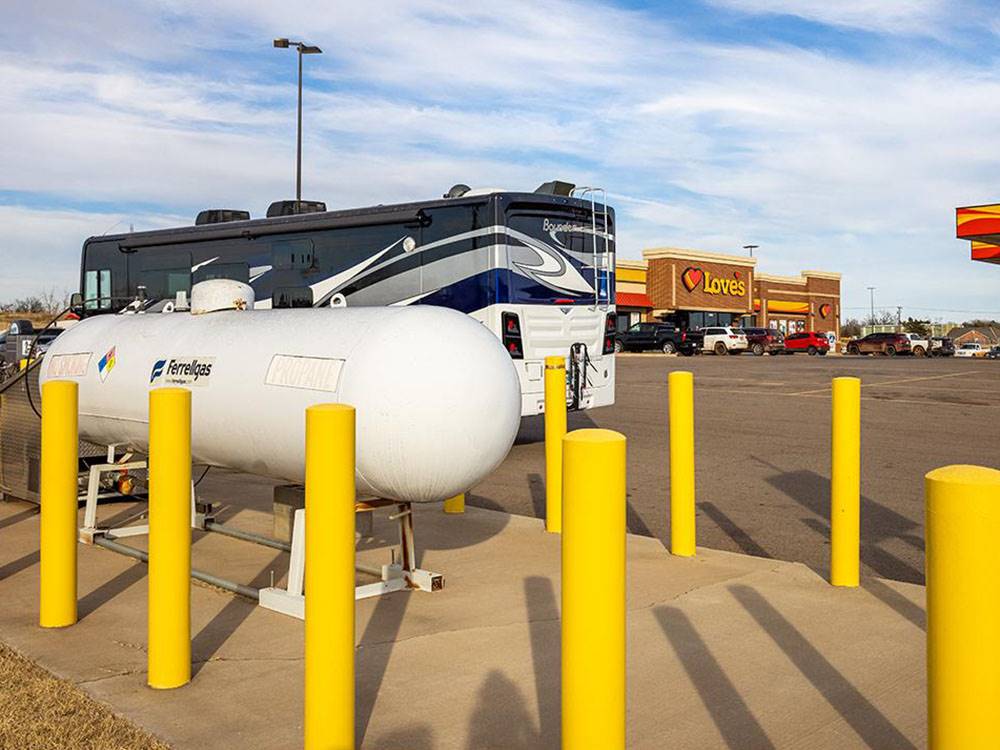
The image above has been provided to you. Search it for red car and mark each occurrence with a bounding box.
[783,331,830,355]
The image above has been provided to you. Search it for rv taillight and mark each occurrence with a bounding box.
[603,312,616,355]
[502,312,523,360]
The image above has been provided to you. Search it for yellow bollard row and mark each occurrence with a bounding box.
[830,377,861,587]
[147,387,192,690]
[925,465,1000,750]
[544,355,567,534]
[668,371,696,557]
[39,380,79,629]
[303,404,356,750]
[562,428,627,749]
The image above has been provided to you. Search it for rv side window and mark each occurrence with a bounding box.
[193,262,250,285]
[138,267,191,301]
[84,269,113,310]
[272,239,315,270]
[273,286,314,309]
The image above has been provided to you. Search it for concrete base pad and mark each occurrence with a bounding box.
[0,483,925,749]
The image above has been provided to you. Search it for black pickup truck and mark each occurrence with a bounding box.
[614,323,702,355]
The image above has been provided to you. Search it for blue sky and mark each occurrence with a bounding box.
[2,0,1000,321]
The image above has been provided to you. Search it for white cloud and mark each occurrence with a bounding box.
[1,1,998,316]
[705,0,949,35]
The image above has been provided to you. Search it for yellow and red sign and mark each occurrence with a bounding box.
[957,204,1000,239]
[681,266,746,297]
[819,303,832,318]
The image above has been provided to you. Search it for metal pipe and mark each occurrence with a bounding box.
[94,537,260,600]
[205,520,291,552]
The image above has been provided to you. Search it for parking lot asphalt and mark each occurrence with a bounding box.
[471,353,1000,584]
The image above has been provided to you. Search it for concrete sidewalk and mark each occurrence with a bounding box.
[0,480,925,749]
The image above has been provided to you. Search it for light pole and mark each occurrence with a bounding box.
[743,244,758,257]
[867,286,876,325]
[274,38,322,205]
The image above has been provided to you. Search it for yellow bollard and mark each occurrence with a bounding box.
[562,428,626,749]
[830,376,861,587]
[668,370,696,557]
[147,387,191,689]
[304,404,356,750]
[39,380,78,629]
[926,465,1000,750]
[544,355,567,534]
[443,492,465,514]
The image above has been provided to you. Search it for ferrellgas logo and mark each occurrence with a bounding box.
[149,357,215,387]
[681,266,746,297]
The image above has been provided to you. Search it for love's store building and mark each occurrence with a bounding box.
[619,247,841,335]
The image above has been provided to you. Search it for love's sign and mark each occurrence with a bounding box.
[681,266,746,297]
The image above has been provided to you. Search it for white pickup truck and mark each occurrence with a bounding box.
[903,333,930,356]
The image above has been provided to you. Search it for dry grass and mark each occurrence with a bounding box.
[0,641,170,750]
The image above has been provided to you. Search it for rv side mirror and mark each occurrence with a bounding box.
[70,292,83,309]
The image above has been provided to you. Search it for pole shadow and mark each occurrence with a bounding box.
[357,590,413,743]
[524,576,559,748]
[527,473,546,520]
[190,550,287,677]
[653,606,774,750]
[799,517,922,583]
[758,463,924,583]
[0,550,38,580]
[698,502,771,559]
[0,507,38,530]
[370,725,434,749]
[729,584,916,750]
[465,670,541,749]
[862,578,925,632]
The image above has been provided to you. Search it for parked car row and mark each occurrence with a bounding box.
[614,324,830,356]
[614,322,996,359]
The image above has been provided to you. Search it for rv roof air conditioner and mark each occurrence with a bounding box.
[195,209,252,225]
[444,184,471,199]
[266,200,328,218]
[534,180,576,196]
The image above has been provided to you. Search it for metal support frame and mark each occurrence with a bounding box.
[259,499,444,620]
[78,448,207,544]
[78,465,442,619]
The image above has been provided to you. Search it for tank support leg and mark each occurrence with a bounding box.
[259,500,443,620]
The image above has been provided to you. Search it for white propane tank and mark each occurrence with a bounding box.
[40,302,521,503]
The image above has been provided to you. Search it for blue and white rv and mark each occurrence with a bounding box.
[78,182,616,415]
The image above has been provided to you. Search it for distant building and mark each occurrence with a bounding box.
[946,326,1000,346]
[613,248,841,336]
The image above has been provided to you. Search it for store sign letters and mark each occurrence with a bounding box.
[681,266,746,297]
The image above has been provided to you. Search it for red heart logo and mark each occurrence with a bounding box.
[681,267,703,292]
[819,303,832,318]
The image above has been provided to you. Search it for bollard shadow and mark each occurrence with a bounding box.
[371,725,435,749]
[357,588,413,743]
[729,584,916,750]
[0,506,38,530]
[78,562,147,620]
[524,576,560,748]
[191,550,287,677]
[465,670,542,749]
[698,502,771,559]
[861,578,925,632]
[514,411,600,447]
[756,461,924,583]
[0,550,39,581]
[799,517,922,584]
[527,473,546,520]
[653,606,774,750]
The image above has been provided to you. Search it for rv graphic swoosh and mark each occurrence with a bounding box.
[505,229,594,295]
[191,257,219,273]
[311,237,406,305]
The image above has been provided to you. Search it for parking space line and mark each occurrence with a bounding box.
[789,371,971,396]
